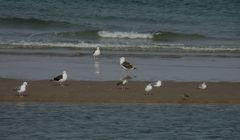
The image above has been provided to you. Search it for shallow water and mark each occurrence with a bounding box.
[0,52,240,82]
[0,103,240,139]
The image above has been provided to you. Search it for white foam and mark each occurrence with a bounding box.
[98,31,153,39]
[10,41,101,48]
[1,41,240,52]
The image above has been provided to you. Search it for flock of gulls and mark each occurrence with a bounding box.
[16,47,207,97]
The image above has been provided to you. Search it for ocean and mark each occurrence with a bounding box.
[1,2,240,139]
[1,103,240,139]
[0,0,239,55]
[0,0,240,81]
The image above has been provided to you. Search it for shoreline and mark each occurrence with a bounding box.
[1,78,240,104]
[1,53,240,82]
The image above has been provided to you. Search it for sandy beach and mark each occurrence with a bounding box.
[1,1,240,139]
[1,78,240,104]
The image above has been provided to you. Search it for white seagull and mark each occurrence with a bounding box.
[144,83,153,96]
[93,47,101,59]
[52,71,68,86]
[198,82,207,90]
[116,79,128,90]
[120,57,136,71]
[116,75,135,90]
[17,81,28,96]
[153,80,162,88]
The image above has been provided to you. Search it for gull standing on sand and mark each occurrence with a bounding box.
[120,57,136,71]
[198,82,207,90]
[144,83,153,96]
[52,71,67,86]
[17,81,28,96]
[116,79,128,89]
[182,93,190,100]
[153,80,162,88]
[116,75,134,90]
[93,47,101,59]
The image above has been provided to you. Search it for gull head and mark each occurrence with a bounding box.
[154,80,162,87]
[23,81,28,86]
[63,71,67,74]
[120,57,126,64]
[145,83,153,92]
[199,82,207,89]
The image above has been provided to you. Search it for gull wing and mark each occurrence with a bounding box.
[54,74,63,81]
[122,61,133,69]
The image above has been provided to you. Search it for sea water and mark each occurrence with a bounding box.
[0,0,239,52]
[0,2,240,139]
[0,103,240,139]
[0,0,240,81]
[0,54,240,82]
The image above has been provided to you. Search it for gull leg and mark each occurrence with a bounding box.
[121,85,124,90]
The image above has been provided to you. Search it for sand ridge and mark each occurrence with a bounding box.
[1,78,240,104]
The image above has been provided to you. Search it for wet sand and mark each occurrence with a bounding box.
[1,78,240,104]
[1,52,240,82]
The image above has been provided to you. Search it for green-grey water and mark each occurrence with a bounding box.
[0,0,239,53]
[1,103,240,139]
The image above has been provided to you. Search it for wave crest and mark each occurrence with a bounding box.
[97,31,206,41]
[98,31,153,39]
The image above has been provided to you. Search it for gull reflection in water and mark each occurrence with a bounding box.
[94,60,100,76]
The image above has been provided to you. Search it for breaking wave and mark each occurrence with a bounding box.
[57,30,207,41]
[1,41,240,53]
[97,31,153,39]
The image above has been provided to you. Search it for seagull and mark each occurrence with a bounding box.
[198,82,207,90]
[116,79,128,90]
[17,81,28,96]
[116,75,134,90]
[52,71,67,86]
[153,80,162,88]
[93,47,101,59]
[120,57,136,71]
[144,83,153,96]
[182,93,190,100]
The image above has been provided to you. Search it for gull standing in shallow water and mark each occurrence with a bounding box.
[17,81,28,96]
[144,83,153,96]
[52,71,68,86]
[93,47,101,59]
[119,57,136,71]
[198,82,207,90]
